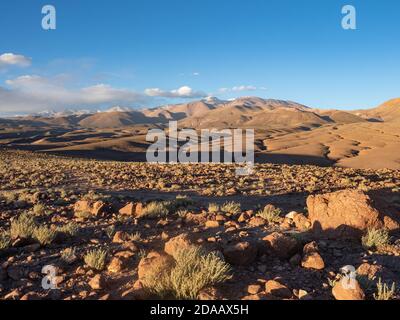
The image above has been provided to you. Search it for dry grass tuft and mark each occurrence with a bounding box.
[84,249,107,271]
[362,228,390,250]
[143,246,231,299]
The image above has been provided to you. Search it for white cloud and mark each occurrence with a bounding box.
[219,85,265,93]
[145,86,206,98]
[0,74,148,113]
[0,53,31,68]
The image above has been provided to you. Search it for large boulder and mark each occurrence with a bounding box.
[307,190,387,239]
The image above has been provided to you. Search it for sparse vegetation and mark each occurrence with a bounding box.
[143,246,232,299]
[0,230,11,250]
[373,278,396,300]
[220,201,241,215]
[140,202,169,219]
[257,204,282,223]
[105,225,116,239]
[57,222,80,237]
[131,231,141,241]
[362,228,390,250]
[61,247,77,264]
[33,225,57,246]
[84,249,107,271]
[33,203,46,215]
[10,212,36,239]
[208,203,220,213]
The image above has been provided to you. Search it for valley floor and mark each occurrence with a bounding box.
[0,150,399,300]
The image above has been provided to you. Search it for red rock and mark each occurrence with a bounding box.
[164,233,194,258]
[205,220,220,228]
[261,232,298,259]
[112,231,131,243]
[248,216,266,227]
[119,202,137,216]
[332,279,365,300]
[307,190,384,239]
[265,280,292,299]
[88,274,106,290]
[301,241,325,270]
[223,241,257,266]
[74,200,106,216]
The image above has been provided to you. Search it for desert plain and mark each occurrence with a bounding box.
[0,96,400,300]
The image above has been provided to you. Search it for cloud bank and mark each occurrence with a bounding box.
[0,75,209,114]
[0,53,31,68]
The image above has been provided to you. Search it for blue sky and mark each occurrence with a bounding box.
[0,0,399,114]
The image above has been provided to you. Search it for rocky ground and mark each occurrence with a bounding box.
[0,149,399,300]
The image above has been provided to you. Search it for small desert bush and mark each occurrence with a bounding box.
[57,222,80,237]
[10,212,36,239]
[105,225,115,239]
[220,201,241,215]
[176,209,189,218]
[257,204,282,223]
[33,203,46,215]
[208,203,220,213]
[174,195,194,208]
[0,230,11,250]
[131,231,141,241]
[143,246,231,300]
[61,247,77,264]
[141,202,169,219]
[33,225,57,246]
[373,278,396,300]
[362,228,390,250]
[74,211,92,219]
[84,249,107,271]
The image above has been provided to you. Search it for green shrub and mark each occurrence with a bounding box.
[208,203,220,213]
[362,228,390,250]
[84,249,107,271]
[140,202,169,219]
[0,230,11,250]
[57,222,80,237]
[220,201,241,215]
[374,278,396,300]
[61,247,77,264]
[33,203,45,215]
[257,204,282,223]
[143,246,231,299]
[10,212,36,239]
[33,225,57,246]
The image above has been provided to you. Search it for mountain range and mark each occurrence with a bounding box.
[0,96,385,129]
[1,96,400,169]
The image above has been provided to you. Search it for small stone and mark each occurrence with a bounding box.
[265,280,292,299]
[332,279,365,300]
[88,274,106,290]
[301,242,325,270]
[247,284,262,294]
[112,231,131,243]
[205,220,220,228]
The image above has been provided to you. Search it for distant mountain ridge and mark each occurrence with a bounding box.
[0,96,398,129]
